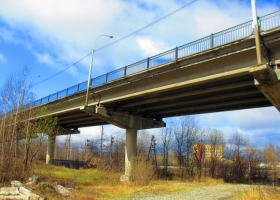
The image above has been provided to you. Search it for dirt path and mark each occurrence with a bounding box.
[126,184,252,200]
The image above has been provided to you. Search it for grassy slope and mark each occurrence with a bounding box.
[33,161,280,200]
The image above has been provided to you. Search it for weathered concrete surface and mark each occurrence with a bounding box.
[250,62,280,111]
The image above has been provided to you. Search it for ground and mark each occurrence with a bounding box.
[25,162,280,199]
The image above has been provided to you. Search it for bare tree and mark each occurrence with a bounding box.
[229,132,248,179]
[137,130,150,155]
[173,116,198,177]
[245,143,259,179]
[264,144,277,187]
[0,68,62,181]
[207,129,225,178]
[158,119,173,174]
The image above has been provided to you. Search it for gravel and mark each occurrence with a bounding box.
[120,183,252,200]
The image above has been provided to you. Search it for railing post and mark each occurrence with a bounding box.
[147,57,150,69]
[124,66,127,76]
[106,73,108,82]
[40,98,42,104]
[66,88,69,95]
[210,33,214,48]
[57,92,59,98]
[175,47,178,60]
[77,84,80,92]
[48,95,50,102]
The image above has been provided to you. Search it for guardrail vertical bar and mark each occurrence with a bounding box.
[210,33,214,48]
[175,47,178,60]
[77,84,80,92]
[147,57,150,69]
[48,95,50,102]
[66,88,68,95]
[106,73,108,82]
[124,66,127,76]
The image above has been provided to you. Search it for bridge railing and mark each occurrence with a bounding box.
[34,10,280,106]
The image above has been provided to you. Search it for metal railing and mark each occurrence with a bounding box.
[33,10,280,107]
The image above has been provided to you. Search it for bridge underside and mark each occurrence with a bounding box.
[56,73,271,129]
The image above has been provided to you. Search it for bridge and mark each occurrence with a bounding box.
[32,10,280,181]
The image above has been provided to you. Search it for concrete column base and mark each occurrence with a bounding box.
[120,175,132,182]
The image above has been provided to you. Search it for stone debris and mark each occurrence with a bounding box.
[0,184,43,200]
[53,184,71,197]
[11,181,23,188]
[19,187,43,200]
[28,175,39,184]
[0,194,29,200]
[0,187,20,195]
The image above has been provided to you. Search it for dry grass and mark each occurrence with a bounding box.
[235,186,280,200]
[30,161,239,199]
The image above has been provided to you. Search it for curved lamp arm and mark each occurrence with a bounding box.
[85,35,113,106]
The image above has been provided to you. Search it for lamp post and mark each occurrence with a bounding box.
[251,0,262,64]
[85,35,113,106]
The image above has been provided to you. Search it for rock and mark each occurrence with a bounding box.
[0,187,19,195]
[19,187,43,200]
[0,194,29,200]
[28,175,39,184]
[53,185,71,197]
[11,181,23,187]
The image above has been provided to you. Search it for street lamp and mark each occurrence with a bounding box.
[85,35,113,106]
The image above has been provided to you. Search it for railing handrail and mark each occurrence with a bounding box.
[33,9,280,106]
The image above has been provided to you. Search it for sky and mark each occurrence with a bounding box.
[0,0,280,147]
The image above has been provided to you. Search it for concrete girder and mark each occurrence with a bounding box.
[62,128,80,135]
[129,89,260,113]
[249,62,280,112]
[80,105,166,130]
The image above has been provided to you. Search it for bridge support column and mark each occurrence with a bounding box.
[46,135,55,164]
[120,128,137,182]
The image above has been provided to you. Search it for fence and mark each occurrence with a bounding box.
[34,10,280,106]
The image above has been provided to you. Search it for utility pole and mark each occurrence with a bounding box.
[110,135,114,161]
[66,134,71,160]
[100,126,103,157]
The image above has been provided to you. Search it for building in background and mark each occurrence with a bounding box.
[192,142,223,161]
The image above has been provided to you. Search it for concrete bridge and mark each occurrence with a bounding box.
[36,10,280,181]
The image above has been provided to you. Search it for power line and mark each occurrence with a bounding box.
[34,0,199,86]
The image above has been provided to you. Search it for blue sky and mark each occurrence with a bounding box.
[0,0,280,147]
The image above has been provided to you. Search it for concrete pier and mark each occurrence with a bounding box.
[46,135,55,164]
[121,128,137,181]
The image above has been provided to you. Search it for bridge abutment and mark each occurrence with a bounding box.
[46,135,55,164]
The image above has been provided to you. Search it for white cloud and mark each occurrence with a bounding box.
[0,53,7,64]
[136,37,168,56]
[33,52,54,65]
